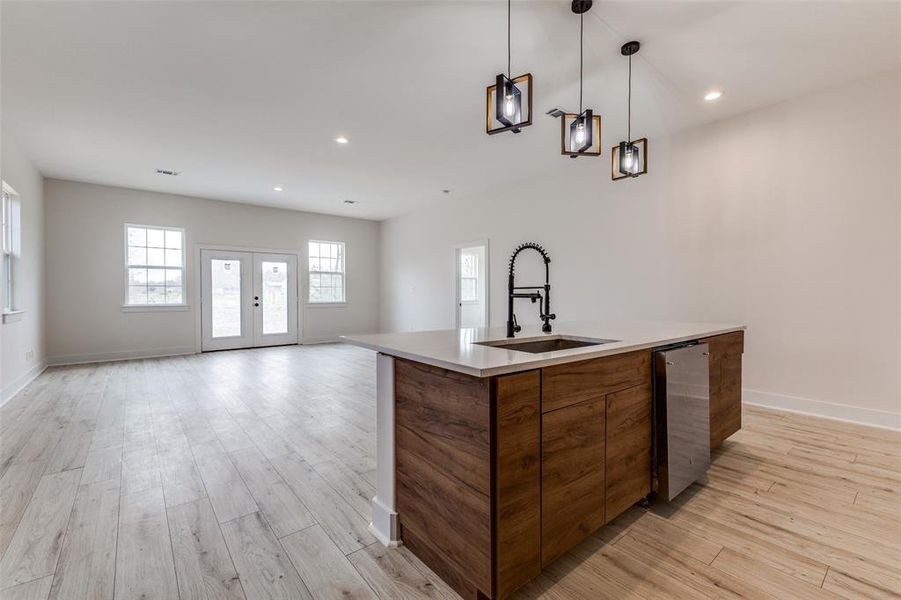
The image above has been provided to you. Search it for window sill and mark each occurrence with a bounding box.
[122,304,191,313]
[305,302,348,308]
[2,310,25,324]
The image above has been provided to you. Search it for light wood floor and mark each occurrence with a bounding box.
[0,344,898,600]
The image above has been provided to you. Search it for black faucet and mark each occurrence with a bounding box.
[507,243,556,338]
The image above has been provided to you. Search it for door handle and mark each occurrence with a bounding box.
[254,303,260,307]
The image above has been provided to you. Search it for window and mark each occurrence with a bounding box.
[308,240,345,303]
[125,224,185,306]
[2,184,20,313]
[460,251,479,303]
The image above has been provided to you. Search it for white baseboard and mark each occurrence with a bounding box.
[301,336,341,345]
[743,388,900,431]
[1,361,49,408]
[47,346,197,366]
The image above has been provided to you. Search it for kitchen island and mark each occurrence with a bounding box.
[343,321,746,600]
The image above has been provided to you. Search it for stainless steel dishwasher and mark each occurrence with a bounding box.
[652,342,711,501]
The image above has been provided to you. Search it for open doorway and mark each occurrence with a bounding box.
[454,241,489,329]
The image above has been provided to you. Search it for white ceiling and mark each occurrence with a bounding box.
[2,1,898,220]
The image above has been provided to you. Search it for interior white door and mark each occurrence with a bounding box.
[252,253,298,347]
[201,250,298,351]
[201,250,253,351]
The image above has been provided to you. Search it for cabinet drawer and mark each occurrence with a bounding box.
[542,350,651,413]
[701,330,744,358]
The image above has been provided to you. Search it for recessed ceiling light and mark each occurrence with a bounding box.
[335,137,349,144]
[442,189,451,194]
[704,90,724,102]
[273,186,283,192]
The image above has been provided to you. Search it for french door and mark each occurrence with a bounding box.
[200,249,298,351]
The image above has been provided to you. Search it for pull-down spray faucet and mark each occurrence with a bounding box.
[507,243,556,338]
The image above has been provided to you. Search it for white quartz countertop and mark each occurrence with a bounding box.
[342,320,745,377]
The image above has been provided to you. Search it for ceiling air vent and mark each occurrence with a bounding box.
[155,169,180,176]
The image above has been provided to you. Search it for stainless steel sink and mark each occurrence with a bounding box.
[474,335,618,354]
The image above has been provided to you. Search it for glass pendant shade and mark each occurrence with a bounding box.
[611,138,648,180]
[486,73,532,134]
[561,109,601,157]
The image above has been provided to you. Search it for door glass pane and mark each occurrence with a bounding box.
[261,261,288,335]
[211,259,241,338]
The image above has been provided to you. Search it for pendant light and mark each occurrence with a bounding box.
[486,0,533,135]
[612,40,648,180]
[557,0,601,157]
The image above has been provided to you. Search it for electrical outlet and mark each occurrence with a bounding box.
[25,350,34,361]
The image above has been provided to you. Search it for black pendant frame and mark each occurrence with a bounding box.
[611,137,648,180]
[486,73,533,135]
[612,40,648,180]
[561,109,602,157]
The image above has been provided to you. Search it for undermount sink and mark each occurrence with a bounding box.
[474,335,618,354]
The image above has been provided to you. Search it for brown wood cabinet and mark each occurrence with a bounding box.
[701,331,745,448]
[540,395,606,566]
[494,371,541,598]
[541,349,650,413]
[605,382,652,520]
[393,333,741,599]
[394,359,492,598]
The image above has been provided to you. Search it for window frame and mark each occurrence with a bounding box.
[122,223,188,311]
[2,182,21,318]
[306,239,347,306]
[459,251,480,305]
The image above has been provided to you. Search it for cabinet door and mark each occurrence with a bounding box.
[605,383,652,521]
[702,331,744,448]
[711,353,742,447]
[541,397,605,567]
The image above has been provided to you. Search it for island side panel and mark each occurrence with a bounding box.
[394,358,492,599]
[371,353,400,545]
[494,370,541,598]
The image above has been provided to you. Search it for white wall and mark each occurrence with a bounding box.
[0,129,46,402]
[45,180,380,363]
[380,68,901,427]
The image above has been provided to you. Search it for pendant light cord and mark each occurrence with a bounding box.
[627,54,632,143]
[579,12,584,113]
[507,0,511,78]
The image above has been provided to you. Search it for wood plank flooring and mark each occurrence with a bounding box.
[0,343,898,599]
